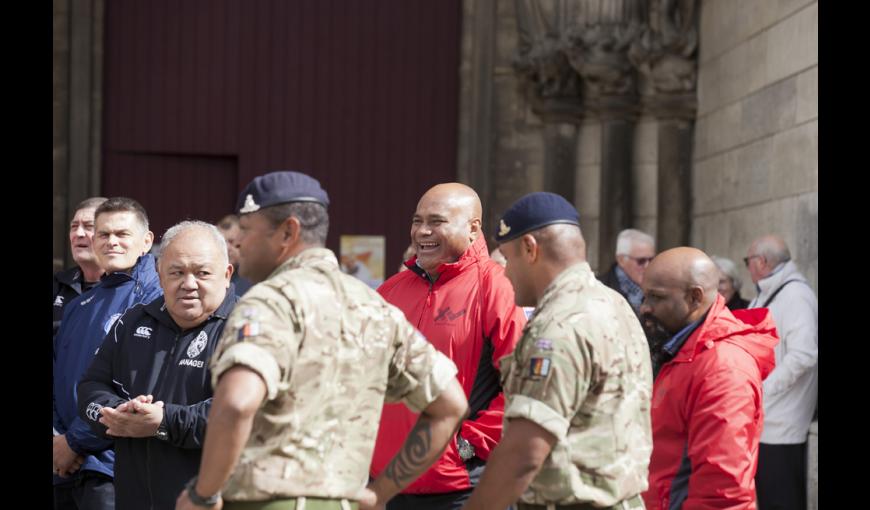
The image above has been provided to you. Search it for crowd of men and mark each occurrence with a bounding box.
[53,171,818,510]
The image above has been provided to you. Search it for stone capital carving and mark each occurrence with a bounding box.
[561,2,646,119]
[629,0,699,118]
[514,0,584,123]
[514,37,584,123]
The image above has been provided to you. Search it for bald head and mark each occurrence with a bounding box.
[640,247,720,334]
[646,248,719,298]
[412,182,483,279]
[418,183,483,219]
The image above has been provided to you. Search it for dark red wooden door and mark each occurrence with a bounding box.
[102,0,461,276]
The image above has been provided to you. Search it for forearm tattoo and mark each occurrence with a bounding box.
[384,418,433,487]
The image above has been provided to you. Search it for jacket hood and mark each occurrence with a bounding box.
[675,294,778,379]
[753,260,809,304]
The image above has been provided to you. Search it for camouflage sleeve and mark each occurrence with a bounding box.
[210,290,298,401]
[503,328,589,441]
[384,313,458,414]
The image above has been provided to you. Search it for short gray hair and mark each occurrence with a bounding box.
[616,229,655,256]
[754,236,791,267]
[158,221,229,267]
[711,256,742,293]
[259,202,329,246]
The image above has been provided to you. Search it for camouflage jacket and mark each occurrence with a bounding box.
[210,248,458,501]
[500,261,653,506]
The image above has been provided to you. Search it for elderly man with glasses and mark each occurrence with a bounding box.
[746,234,818,510]
[599,228,656,315]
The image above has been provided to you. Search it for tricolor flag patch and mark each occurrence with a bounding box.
[529,357,551,377]
[237,322,260,341]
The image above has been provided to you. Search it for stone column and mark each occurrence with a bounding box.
[564,0,645,271]
[630,0,699,251]
[514,1,584,204]
[53,0,105,270]
[457,0,497,224]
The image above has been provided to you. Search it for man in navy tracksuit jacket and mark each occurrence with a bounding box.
[53,198,162,509]
[77,221,239,510]
[53,197,108,337]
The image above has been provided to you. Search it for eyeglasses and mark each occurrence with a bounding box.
[625,255,654,267]
[743,255,762,267]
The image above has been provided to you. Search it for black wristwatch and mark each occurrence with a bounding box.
[154,417,169,441]
[185,476,221,508]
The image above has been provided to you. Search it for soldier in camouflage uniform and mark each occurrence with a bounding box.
[175,171,469,510]
[463,192,653,510]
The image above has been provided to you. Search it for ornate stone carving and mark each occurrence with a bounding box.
[514,0,583,122]
[629,0,699,118]
[562,0,646,118]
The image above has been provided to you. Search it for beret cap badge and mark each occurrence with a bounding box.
[239,194,261,214]
[499,220,512,237]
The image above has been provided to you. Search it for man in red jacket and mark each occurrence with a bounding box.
[370,182,526,510]
[640,247,778,510]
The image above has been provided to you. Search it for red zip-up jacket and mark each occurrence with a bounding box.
[369,236,526,493]
[643,295,778,510]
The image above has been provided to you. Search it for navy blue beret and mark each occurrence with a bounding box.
[495,192,580,243]
[236,171,330,214]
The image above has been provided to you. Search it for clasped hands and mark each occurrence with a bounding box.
[53,394,164,478]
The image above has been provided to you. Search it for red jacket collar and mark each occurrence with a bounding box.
[406,236,490,284]
[671,294,778,378]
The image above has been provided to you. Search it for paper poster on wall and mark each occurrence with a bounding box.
[340,235,385,289]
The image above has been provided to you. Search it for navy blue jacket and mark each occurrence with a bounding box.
[53,266,101,337]
[53,254,163,484]
[77,286,238,510]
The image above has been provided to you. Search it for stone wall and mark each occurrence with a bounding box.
[457,0,816,283]
[692,0,818,298]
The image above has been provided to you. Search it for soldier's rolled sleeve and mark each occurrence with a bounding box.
[505,395,571,440]
[210,293,297,402]
[505,332,588,441]
[385,322,458,413]
[212,342,282,401]
[403,351,458,413]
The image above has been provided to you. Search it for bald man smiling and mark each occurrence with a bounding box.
[370,183,526,510]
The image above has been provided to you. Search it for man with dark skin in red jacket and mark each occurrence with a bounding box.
[371,183,526,510]
[640,247,777,510]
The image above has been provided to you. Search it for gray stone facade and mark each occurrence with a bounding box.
[456,0,817,295]
[693,0,817,298]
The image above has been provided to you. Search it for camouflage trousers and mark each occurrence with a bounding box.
[517,494,644,510]
[224,497,359,510]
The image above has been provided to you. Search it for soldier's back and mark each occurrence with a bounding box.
[211,248,437,500]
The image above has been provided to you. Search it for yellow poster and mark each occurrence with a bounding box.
[340,235,385,289]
